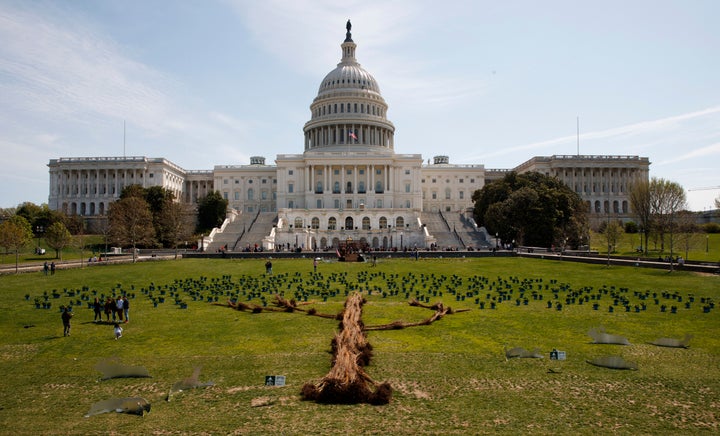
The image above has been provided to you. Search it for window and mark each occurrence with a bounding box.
[223,179,228,185]
[316,169,323,175]
[288,183,294,193]
[396,217,404,228]
[347,169,352,175]
[316,199,322,208]
[358,181,365,193]
[316,181,323,193]
[362,217,370,230]
[234,192,240,201]
[312,217,320,229]
[359,169,365,175]
[432,192,437,199]
[288,200,294,208]
[262,179,267,184]
[288,170,294,175]
[405,200,411,208]
[223,192,228,200]
[235,180,239,184]
[432,178,436,183]
[376,199,383,208]
[376,169,382,175]
[334,169,340,175]
[248,189,254,200]
[405,183,411,193]
[261,191,267,200]
[459,191,464,199]
[328,217,337,230]
[333,181,340,193]
[405,169,410,175]
[294,217,304,229]
[459,178,463,183]
[334,199,340,208]
[445,188,451,200]
[375,181,383,193]
[470,178,475,183]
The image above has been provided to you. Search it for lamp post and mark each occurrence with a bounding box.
[400,231,404,250]
[200,234,204,252]
[707,235,710,253]
[495,233,499,249]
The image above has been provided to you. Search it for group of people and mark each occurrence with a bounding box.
[42,261,56,275]
[63,296,129,339]
[92,296,130,323]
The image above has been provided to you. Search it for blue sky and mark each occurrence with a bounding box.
[1,0,719,211]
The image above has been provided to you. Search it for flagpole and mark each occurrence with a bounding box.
[576,116,580,156]
[123,120,126,158]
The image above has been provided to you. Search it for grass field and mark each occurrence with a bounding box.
[1,257,719,435]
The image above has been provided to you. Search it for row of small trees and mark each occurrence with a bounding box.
[0,186,229,271]
[473,172,718,262]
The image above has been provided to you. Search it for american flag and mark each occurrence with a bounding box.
[348,131,358,141]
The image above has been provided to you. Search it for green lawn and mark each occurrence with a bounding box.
[590,231,720,262]
[1,257,718,434]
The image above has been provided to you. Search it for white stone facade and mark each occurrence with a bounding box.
[47,22,650,242]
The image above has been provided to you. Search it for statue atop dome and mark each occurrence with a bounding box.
[345,19,353,42]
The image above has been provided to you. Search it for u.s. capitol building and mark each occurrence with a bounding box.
[48,22,649,251]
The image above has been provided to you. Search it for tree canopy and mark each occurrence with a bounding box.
[472,172,588,248]
[196,191,228,234]
[108,196,156,261]
[0,215,34,273]
[44,221,72,259]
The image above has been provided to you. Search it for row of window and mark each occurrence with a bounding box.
[422,178,476,184]
[314,102,385,118]
[292,215,407,230]
[222,178,275,185]
[422,189,466,200]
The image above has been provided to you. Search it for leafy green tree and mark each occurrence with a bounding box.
[120,184,146,200]
[603,221,623,254]
[472,172,588,248]
[0,215,33,273]
[648,178,686,271]
[44,222,72,260]
[196,191,228,234]
[108,196,156,262]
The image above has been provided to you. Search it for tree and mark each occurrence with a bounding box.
[0,215,33,273]
[649,178,686,271]
[629,178,652,254]
[603,221,623,254]
[196,191,228,234]
[472,172,588,248]
[159,201,194,259]
[108,196,155,262]
[675,210,700,261]
[45,222,72,260]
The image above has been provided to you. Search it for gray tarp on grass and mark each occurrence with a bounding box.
[505,346,544,359]
[84,397,150,417]
[167,367,215,401]
[95,357,151,380]
[588,327,630,345]
[650,334,692,348]
[586,355,638,370]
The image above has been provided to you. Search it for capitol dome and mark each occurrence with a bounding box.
[303,21,395,153]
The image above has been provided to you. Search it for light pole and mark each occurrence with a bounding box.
[495,233,499,249]
[200,234,204,252]
[400,231,404,250]
[707,235,710,253]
